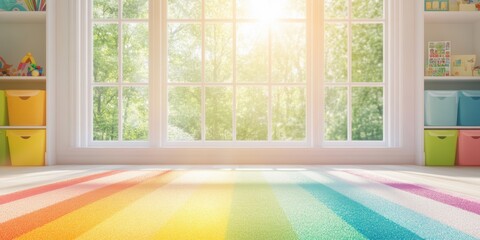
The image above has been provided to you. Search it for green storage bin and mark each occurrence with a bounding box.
[0,130,9,165]
[0,90,8,126]
[424,130,458,166]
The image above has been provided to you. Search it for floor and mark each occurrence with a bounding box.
[0,165,479,240]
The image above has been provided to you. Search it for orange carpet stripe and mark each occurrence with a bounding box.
[15,170,180,240]
[76,171,211,240]
[0,170,122,204]
[0,170,171,240]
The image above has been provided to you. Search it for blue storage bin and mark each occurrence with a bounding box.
[458,91,480,126]
[425,91,458,126]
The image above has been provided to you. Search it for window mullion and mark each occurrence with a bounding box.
[233,0,237,142]
[268,25,272,142]
[118,0,124,143]
[201,0,206,142]
[347,0,353,142]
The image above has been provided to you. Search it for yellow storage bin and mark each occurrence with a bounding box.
[7,130,45,166]
[6,90,46,126]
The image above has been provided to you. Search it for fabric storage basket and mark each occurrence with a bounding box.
[424,130,458,166]
[0,90,8,126]
[6,130,45,166]
[424,91,458,126]
[457,130,480,166]
[0,130,9,165]
[458,91,480,126]
[6,90,46,126]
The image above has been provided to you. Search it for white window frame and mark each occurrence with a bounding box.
[86,0,149,147]
[321,0,388,148]
[76,0,399,149]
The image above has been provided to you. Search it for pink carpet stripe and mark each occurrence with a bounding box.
[346,170,480,215]
[0,171,149,223]
[0,170,122,205]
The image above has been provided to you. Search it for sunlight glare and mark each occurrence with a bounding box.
[244,0,287,24]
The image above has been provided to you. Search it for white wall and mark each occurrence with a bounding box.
[52,0,419,165]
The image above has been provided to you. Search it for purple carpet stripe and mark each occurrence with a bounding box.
[345,170,480,215]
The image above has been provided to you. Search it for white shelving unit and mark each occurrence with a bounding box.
[418,6,480,165]
[0,9,51,165]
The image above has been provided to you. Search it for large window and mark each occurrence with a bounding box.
[88,0,387,147]
[323,0,385,143]
[166,0,307,143]
[91,0,149,143]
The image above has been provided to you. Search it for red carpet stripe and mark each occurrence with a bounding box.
[0,170,170,240]
[346,170,480,215]
[0,170,122,205]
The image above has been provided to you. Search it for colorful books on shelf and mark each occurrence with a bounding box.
[452,55,476,76]
[426,41,451,77]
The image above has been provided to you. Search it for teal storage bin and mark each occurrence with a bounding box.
[0,90,7,126]
[458,91,480,126]
[0,130,9,165]
[424,130,458,166]
[425,91,458,126]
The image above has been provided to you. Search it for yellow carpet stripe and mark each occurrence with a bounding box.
[77,171,213,240]
[17,171,180,240]
[152,171,235,240]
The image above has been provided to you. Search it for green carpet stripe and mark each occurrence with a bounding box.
[263,172,367,240]
[226,171,298,240]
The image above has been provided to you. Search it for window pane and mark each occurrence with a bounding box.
[206,87,233,141]
[123,87,148,141]
[93,0,118,19]
[278,0,306,19]
[352,23,383,83]
[324,87,347,141]
[205,24,233,83]
[272,23,306,83]
[236,87,268,140]
[352,0,383,19]
[325,23,347,83]
[122,0,148,19]
[205,0,233,19]
[167,0,201,19]
[93,87,118,141]
[324,0,348,19]
[123,23,148,83]
[352,87,383,141]
[168,87,201,141]
[237,24,268,83]
[272,87,306,141]
[168,24,201,83]
[93,24,118,83]
[236,0,268,19]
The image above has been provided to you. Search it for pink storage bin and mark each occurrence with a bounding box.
[457,130,480,166]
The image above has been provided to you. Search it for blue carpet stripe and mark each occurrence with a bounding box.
[314,171,478,240]
[299,175,422,239]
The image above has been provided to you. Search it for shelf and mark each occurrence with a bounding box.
[424,126,480,129]
[424,76,480,82]
[0,126,46,130]
[0,11,46,24]
[0,76,46,83]
[424,11,480,24]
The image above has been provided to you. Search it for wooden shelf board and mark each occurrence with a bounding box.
[0,76,46,83]
[0,11,46,24]
[424,11,480,24]
[424,126,480,129]
[0,126,46,130]
[424,76,480,82]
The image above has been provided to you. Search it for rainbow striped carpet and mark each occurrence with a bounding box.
[0,166,479,239]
